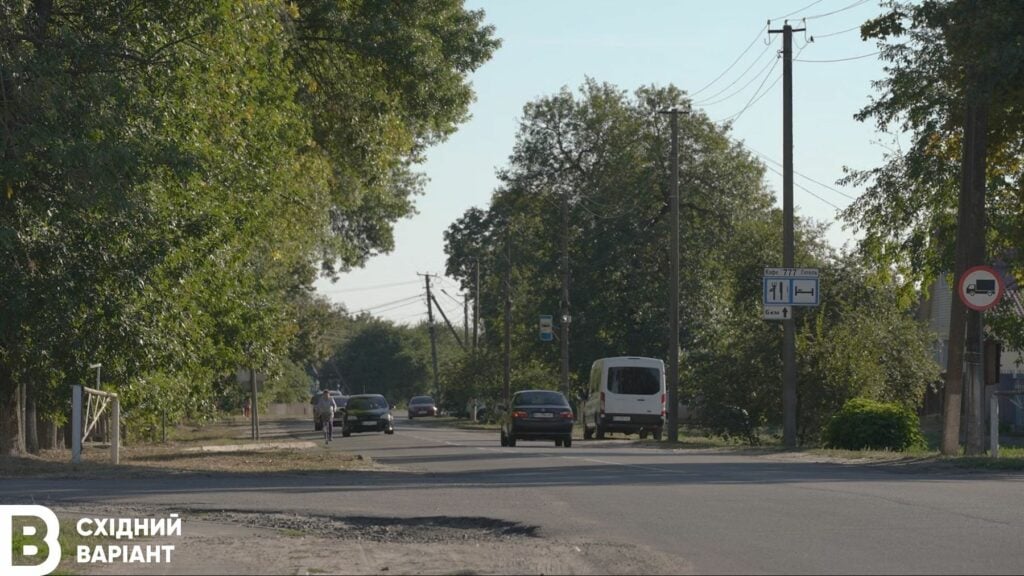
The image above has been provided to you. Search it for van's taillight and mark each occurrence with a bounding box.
[559,410,574,420]
[512,410,528,419]
[661,393,666,417]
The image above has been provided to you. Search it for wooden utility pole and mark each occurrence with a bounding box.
[474,258,480,351]
[249,366,259,440]
[503,234,512,406]
[560,187,571,397]
[421,273,441,400]
[660,106,686,444]
[769,22,804,448]
[942,57,990,456]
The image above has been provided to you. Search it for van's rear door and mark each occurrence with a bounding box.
[604,365,662,415]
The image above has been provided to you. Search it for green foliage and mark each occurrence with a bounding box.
[443,79,942,446]
[844,0,1024,344]
[438,349,503,416]
[445,80,778,414]
[822,397,925,451]
[795,253,941,443]
[0,0,498,453]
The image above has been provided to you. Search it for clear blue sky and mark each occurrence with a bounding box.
[314,0,891,324]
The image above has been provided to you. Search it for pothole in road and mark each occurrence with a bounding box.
[192,510,539,544]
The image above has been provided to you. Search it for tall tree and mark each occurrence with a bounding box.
[845,0,1024,454]
[0,0,498,454]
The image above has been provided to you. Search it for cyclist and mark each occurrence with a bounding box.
[315,390,338,443]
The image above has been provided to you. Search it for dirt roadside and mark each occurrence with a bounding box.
[48,503,689,575]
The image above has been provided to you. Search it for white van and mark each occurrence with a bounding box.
[581,356,665,440]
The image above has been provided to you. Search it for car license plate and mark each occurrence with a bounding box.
[613,416,630,422]
[533,412,554,418]
[362,420,377,426]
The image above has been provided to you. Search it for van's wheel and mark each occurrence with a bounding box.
[555,439,563,447]
[583,426,593,440]
[508,436,517,447]
[639,430,648,439]
[563,437,572,448]
[651,428,662,441]
[342,430,351,437]
[596,425,605,440]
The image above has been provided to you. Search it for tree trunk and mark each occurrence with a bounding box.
[0,364,26,455]
[25,395,39,454]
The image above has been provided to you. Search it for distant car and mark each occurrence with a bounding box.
[407,395,438,419]
[341,394,395,436]
[311,391,348,431]
[500,390,574,448]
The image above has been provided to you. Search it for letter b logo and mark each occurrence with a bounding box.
[0,505,61,576]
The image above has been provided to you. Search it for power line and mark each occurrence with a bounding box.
[811,24,861,39]
[369,298,425,315]
[802,0,871,20]
[439,288,464,305]
[347,293,422,314]
[694,36,780,106]
[318,279,421,293]
[749,147,858,200]
[795,51,879,63]
[763,164,844,211]
[770,0,826,21]
[690,24,769,98]
[720,41,811,124]
[718,52,783,123]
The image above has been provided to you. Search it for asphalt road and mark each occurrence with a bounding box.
[5,416,1024,574]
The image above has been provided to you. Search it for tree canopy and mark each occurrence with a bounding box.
[0,0,498,454]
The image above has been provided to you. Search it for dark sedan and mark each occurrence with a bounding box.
[407,395,438,419]
[341,394,395,436]
[500,390,574,448]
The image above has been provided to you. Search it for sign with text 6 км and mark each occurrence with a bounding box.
[763,268,819,320]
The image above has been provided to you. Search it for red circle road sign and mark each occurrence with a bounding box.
[957,265,1005,312]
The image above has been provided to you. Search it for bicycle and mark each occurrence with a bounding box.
[319,411,334,444]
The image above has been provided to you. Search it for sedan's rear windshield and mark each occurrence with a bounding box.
[513,391,568,407]
[348,397,388,410]
[410,396,434,405]
[607,367,661,395]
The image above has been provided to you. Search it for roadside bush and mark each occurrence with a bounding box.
[822,397,924,451]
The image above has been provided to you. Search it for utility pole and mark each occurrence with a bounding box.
[560,186,571,397]
[421,273,441,400]
[464,297,469,348]
[660,106,686,444]
[249,366,259,440]
[474,257,480,352]
[503,234,512,406]
[769,21,803,449]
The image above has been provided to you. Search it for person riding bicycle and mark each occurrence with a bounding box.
[315,390,338,443]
